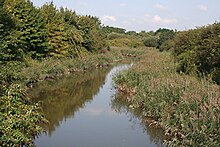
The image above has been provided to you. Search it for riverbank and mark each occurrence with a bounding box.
[0,47,146,146]
[2,47,145,88]
[114,49,220,146]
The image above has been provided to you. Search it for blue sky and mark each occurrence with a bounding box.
[31,0,220,32]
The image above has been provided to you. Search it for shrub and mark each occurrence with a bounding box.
[0,84,47,146]
[143,36,158,47]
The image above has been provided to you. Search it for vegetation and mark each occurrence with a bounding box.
[173,23,220,84]
[0,84,48,146]
[155,28,176,50]
[1,0,219,145]
[156,23,220,84]
[114,49,220,146]
[102,25,126,35]
[104,27,176,49]
[0,0,109,145]
[0,0,107,62]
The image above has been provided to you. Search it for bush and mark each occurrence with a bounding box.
[143,36,158,47]
[172,22,220,83]
[159,39,175,52]
[107,32,126,40]
[108,38,144,48]
[0,84,47,146]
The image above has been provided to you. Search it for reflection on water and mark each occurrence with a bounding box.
[30,65,164,147]
[30,68,110,135]
[111,95,165,146]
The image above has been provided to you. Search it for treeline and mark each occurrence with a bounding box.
[104,26,176,49]
[157,22,220,84]
[0,0,106,62]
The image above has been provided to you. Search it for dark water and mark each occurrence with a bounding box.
[29,65,164,147]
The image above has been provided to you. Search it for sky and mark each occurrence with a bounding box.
[31,0,220,32]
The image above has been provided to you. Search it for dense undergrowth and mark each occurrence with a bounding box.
[114,49,220,146]
[0,84,48,146]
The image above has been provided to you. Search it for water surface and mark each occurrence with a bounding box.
[30,65,164,147]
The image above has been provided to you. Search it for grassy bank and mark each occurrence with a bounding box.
[0,47,145,146]
[114,49,220,146]
[1,47,145,88]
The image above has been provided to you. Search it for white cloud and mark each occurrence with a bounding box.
[102,15,117,22]
[155,4,167,10]
[152,15,177,24]
[198,5,208,11]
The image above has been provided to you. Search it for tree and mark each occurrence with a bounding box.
[172,22,220,83]
[41,2,69,57]
[143,36,158,47]
[4,0,49,59]
[102,25,126,35]
[78,15,106,52]
[0,0,16,61]
[126,31,137,36]
[156,28,176,49]
[60,7,87,58]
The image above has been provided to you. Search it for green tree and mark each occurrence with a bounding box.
[173,23,220,83]
[126,31,137,36]
[156,28,176,49]
[41,2,69,57]
[143,36,158,47]
[60,7,87,58]
[0,0,16,61]
[78,15,106,52]
[4,0,49,59]
[102,25,126,35]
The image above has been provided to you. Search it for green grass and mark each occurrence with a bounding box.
[114,49,220,146]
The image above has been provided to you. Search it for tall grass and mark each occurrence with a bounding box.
[114,49,220,146]
[3,47,144,87]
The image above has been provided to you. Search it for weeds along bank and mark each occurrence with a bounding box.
[114,49,220,146]
[1,47,145,88]
[0,47,145,146]
[0,84,48,146]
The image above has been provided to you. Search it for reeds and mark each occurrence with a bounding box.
[114,49,220,146]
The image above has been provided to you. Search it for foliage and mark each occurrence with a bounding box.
[0,0,110,146]
[114,49,220,146]
[0,84,47,146]
[126,31,137,36]
[143,36,158,47]
[156,28,176,49]
[158,39,175,52]
[4,0,49,60]
[41,2,69,57]
[109,38,144,48]
[1,0,107,61]
[107,32,127,40]
[102,25,126,35]
[77,15,107,52]
[172,23,220,83]
[59,7,86,58]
